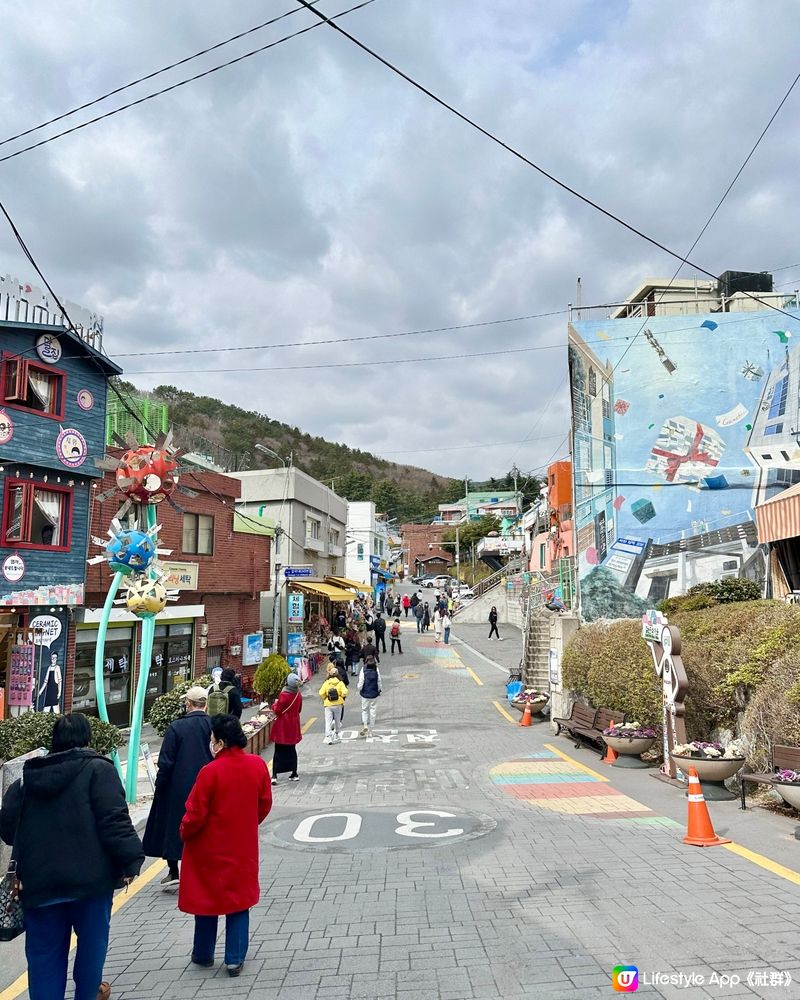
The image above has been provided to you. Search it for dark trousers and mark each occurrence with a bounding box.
[489,623,500,638]
[376,633,386,652]
[391,637,403,655]
[193,909,249,966]
[24,892,113,1000]
[416,616,422,632]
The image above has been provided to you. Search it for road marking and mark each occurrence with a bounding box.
[301,716,317,734]
[467,667,484,687]
[492,700,517,724]
[0,858,167,1000]
[722,842,800,886]
[543,743,611,783]
[450,635,509,674]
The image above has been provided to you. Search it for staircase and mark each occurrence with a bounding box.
[472,556,525,599]
[523,612,552,690]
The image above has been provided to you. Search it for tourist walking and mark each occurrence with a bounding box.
[390,617,403,655]
[488,607,501,640]
[373,611,387,653]
[179,715,272,977]
[361,634,380,667]
[433,609,443,643]
[402,593,411,618]
[414,600,424,632]
[207,668,243,718]
[357,655,382,736]
[442,611,452,645]
[143,686,212,888]
[345,630,362,676]
[410,591,419,614]
[320,663,348,744]
[0,713,144,1000]
[422,602,431,632]
[270,673,303,784]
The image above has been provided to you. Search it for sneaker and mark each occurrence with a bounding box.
[324,737,333,745]
[227,963,244,977]
[359,727,369,737]
[289,774,300,782]
[271,777,278,786]
[160,873,179,889]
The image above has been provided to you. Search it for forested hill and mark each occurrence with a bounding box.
[116,381,461,523]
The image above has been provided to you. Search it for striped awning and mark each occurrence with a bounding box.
[755,482,800,544]
[291,581,355,602]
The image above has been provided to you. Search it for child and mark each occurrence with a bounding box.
[390,617,403,655]
[319,664,347,745]
[357,655,382,737]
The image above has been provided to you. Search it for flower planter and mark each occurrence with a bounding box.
[510,700,546,716]
[671,754,745,801]
[245,722,272,756]
[604,735,656,769]
[775,782,800,811]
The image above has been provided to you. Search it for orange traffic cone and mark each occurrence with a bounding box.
[519,702,532,727]
[602,721,618,765]
[683,766,731,847]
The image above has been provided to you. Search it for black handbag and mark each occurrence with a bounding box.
[0,784,25,942]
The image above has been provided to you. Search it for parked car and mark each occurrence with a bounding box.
[418,575,438,588]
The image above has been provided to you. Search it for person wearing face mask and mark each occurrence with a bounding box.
[178,715,272,978]
[142,687,212,889]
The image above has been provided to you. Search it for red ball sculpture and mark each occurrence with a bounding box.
[115,446,180,504]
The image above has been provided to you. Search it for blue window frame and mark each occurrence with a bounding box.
[768,376,788,420]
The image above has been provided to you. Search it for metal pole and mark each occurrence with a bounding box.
[455,523,460,583]
[94,570,124,782]
[272,529,282,655]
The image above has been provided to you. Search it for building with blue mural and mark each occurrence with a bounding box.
[0,298,120,715]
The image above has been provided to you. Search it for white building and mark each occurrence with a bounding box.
[345,501,392,587]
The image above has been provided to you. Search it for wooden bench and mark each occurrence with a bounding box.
[570,707,626,753]
[740,744,800,810]
[552,702,596,740]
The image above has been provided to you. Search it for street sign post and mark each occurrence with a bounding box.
[284,566,313,578]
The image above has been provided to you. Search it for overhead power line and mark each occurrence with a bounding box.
[296,0,800,326]
[0,2,324,151]
[0,0,377,166]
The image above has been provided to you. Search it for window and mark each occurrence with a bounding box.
[588,367,597,397]
[182,513,213,554]
[1,354,64,419]
[768,376,788,420]
[306,519,320,540]
[765,423,784,436]
[357,543,364,561]
[539,542,546,567]
[329,528,340,547]
[2,480,71,550]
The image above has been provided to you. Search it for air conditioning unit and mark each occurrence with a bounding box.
[229,644,241,656]
[200,623,209,636]
[199,636,208,649]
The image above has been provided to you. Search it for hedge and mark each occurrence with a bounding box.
[0,712,123,761]
[562,600,800,761]
[148,675,213,737]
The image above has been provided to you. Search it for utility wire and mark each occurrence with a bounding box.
[0,0,377,166]
[0,3,324,151]
[296,0,800,326]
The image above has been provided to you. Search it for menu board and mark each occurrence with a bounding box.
[9,644,35,708]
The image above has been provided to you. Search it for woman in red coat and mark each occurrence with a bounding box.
[270,672,303,784]
[179,714,272,977]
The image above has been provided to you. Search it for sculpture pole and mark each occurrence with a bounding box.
[93,570,124,783]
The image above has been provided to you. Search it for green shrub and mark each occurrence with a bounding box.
[148,674,213,737]
[659,579,761,616]
[0,712,123,761]
[562,601,800,744]
[741,649,800,771]
[253,654,291,700]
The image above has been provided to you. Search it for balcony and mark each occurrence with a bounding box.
[304,535,324,553]
[477,535,526,557]
[328,543,344,558]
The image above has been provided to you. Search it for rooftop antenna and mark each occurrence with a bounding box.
[576,277,582,321]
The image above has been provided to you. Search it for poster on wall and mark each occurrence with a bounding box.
[242,632,264,666]
[29,610,68,713]
[287,592,305,624]
[568,308,800,621]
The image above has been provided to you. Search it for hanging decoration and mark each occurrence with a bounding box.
[118,573,178,618]
[88,517,169,576]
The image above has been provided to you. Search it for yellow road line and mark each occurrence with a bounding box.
[492,700,517,724]
[543,742,610,783]
[0,858,167,1000]
[722,842,800,886]
[301,716,317,734]
[466,667,484,687]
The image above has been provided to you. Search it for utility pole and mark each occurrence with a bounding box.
[272,526,283,655]
[455,522,460,584]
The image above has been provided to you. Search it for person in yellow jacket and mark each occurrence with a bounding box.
[320,664,348,745]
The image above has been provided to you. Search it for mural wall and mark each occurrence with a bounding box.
[569,309,800,620]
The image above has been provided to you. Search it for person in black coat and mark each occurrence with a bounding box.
[142,686,212,888]
[372,612,387,653]
[0,713,143,1000]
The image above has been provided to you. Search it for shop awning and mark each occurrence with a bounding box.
[373,567,395,580]
[755,482,800,544]
[325,576,372,593]
[291,581,356,602]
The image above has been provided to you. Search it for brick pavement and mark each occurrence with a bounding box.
[10,618,800,999]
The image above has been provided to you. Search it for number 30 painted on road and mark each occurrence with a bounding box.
[292,810,464,844]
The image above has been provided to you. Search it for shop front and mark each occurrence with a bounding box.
[285,580,356,677]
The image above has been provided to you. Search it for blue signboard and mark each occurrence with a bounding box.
[369,555,380,570]
[284,566,313,578]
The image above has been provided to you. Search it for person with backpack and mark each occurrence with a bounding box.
[401,593,411,618]
[372,611,387,654]
[143,687,212,888]
[390,617,403,655]
[414,600,424,633]
[319,664,348,745]
[270,673,303,784]
[207,668,242,719]
[357,655,382,737]
[0,714,143,1000]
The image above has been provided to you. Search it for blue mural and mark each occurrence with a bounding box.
[569,307,800,619]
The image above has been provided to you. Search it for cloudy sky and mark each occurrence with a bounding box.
[1,0,799,480]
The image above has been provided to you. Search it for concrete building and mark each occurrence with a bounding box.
[230,467,347,641]
[436,491,519,525]
[345,501,392,588]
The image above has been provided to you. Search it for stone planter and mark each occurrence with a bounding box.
[775,782,800,811]
[510,699,546,716]
[604,735,656,769]
[671,754,745,801]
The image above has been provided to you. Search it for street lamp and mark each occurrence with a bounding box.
[255,443,289,467]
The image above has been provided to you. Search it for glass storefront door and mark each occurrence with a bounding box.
[74,626,134,728]
[149,622,194,712]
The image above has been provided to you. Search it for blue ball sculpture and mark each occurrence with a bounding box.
[105,529,156,575]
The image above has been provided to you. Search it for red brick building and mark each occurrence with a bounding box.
[400,522,454,578]
[75,464,270,726]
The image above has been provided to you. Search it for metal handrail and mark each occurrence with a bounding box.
[472,556,525,598]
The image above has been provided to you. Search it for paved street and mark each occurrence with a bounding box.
[5,615,800,1000]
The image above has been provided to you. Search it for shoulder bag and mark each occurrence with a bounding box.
[0,786,26,942]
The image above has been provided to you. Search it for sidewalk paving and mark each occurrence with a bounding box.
[5,625,800,999]
[450,621,522,675]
